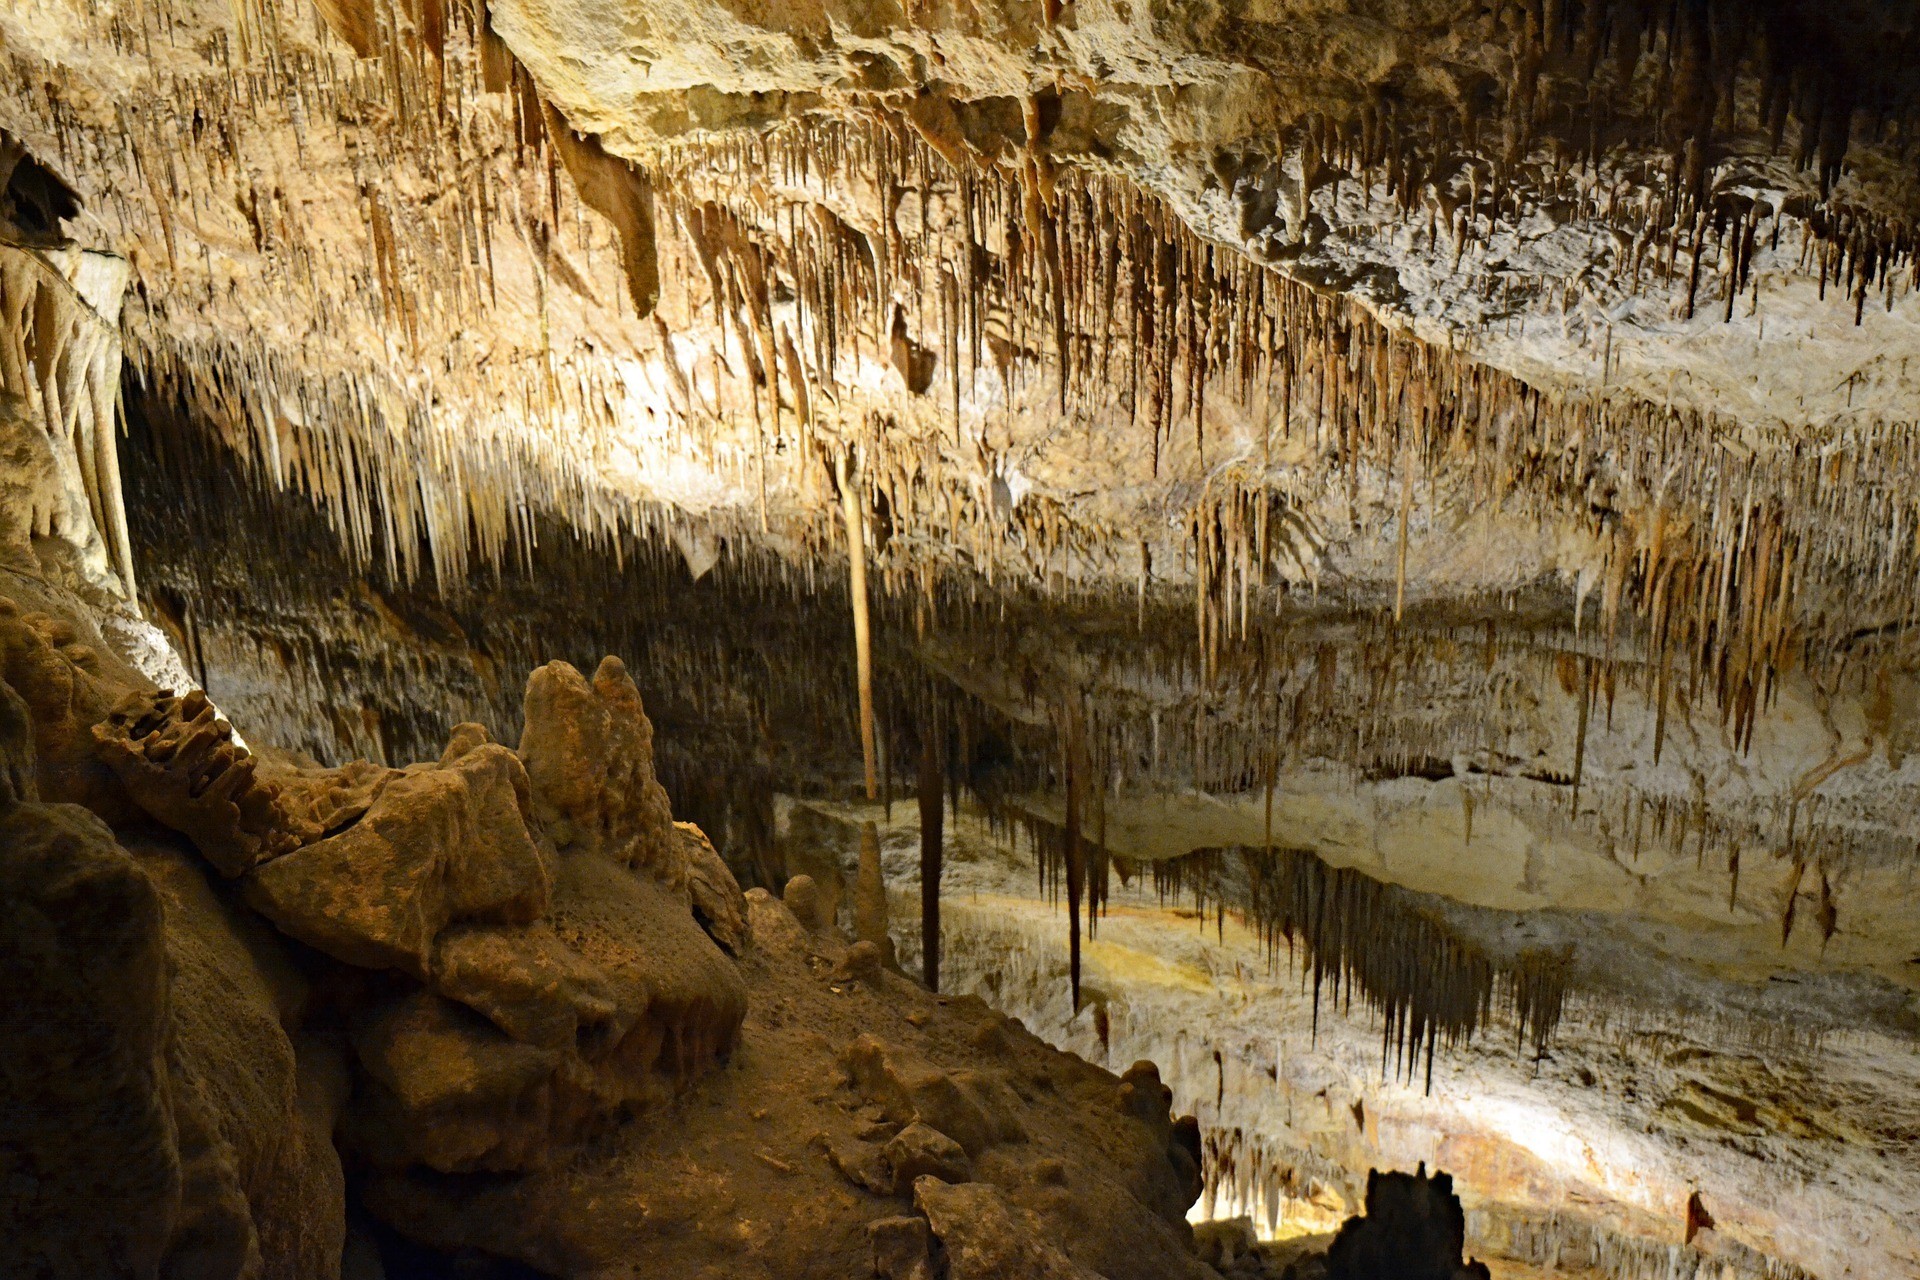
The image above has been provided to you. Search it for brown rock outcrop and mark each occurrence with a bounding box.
[2,663,342,1280]
[1,595,133,814]
[430,919,625,1052]
[0,776,179,1279]
[6,578,1219,1280]
[242,738,549,976]
[95,688,301,874]
[679,818,749,954]
[548,846,747,1089]
[914,1177,1106,1280]
[519,656,680,886]
[138,839,347,1280]
[884,1121,974,1193]
[845,1033,1028,1157]
[348,988,571,1173]
[870,1214,939,1280]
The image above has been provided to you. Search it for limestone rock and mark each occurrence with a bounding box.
[869,1215,938,1280]
[1,596,132,813]
[833,938,890,987]
[0,796,178,1279]
[1117,1060,1203,1223]
[913,1177,1105,1280]
[3,661,341,1280]
[677,819,748,954]
[1192,1217,1258,1272]
[1318,1166,1493,1280]
[744,885,812,955]
[94,684,399,878]
[138,839,345,1280]
[845,1034,1026,1156]
[431,919,627,1052]
[549,848,746,1091]
[0,673,33,805]
[244,742,548,977]
[884,1121,973,1193]
[826,1134,895,1195]
[349,988,567,1173]
[781,872,825,930]
[519,656,680,887]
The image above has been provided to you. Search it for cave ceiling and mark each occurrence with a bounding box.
[8,4,1920,1273]
[8,0,1920,605]
[9,0,1920,981]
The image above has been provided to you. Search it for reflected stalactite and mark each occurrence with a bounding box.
[1060,696,1086,1014]
[1140,845,1572,1090]
[918,725,944,992]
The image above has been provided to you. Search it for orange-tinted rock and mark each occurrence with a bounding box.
[518,656,679,887]
[430,919,626,1052]
[678,820,748,955]
[549,848,746,1091]
[844,1034,1026,1157]
[913,1177,1104,1280]
[884,1121,973,1192]
[244,743,548,977]
[94,688,390,877]
[348,988,566,1173]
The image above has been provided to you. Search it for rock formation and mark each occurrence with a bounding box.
[1309,1166,1492,1280]
[0,582,1209,1278]
[7,0,1920,1276]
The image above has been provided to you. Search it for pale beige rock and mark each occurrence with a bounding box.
[744,885,812,955]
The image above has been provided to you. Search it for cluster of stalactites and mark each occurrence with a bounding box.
[4,0,670,589]
[0,240,136,597]
[1142,845,1570,1091]
[597,113,1920,744]
[16,0,1920,731]
[1198,1128,1352,1243]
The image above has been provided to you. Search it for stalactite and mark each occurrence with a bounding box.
[0,235,137,600]
[840,449,878,800]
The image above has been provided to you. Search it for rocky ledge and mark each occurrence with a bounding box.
[0,576,1216,1279]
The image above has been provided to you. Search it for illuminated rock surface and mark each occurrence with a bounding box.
[6,0,1920,1275]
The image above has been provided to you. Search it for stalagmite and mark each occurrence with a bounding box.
[854,818,889,953]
